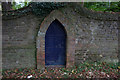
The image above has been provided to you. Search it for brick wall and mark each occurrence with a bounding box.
[2,3,119,69]
[60,4,119,65]
[2,14,43,69]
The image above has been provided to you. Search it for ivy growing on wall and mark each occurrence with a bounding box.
[2,2,67,19]
[30,2,67,16]
[2,2,120,20]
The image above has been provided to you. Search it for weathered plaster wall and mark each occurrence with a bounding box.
[2,3,119,69]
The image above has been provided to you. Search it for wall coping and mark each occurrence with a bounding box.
[2,3,120,21]
[2,4,32,20]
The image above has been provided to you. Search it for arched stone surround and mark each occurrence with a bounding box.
[36,10,75,69]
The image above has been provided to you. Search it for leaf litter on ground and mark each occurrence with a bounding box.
[2,62,119,78]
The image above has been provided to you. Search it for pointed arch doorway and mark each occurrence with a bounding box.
[45,19,67,67]
[36,10,75,69]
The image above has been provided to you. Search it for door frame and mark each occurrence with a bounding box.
[36,10,75,69]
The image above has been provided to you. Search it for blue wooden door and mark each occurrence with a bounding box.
[45,19,66,66]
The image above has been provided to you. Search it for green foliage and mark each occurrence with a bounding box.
[11,2,120,12]
[30,2,66,16]
[84,2,120,12]
[12,0,30,10]
[2,2,67,20]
